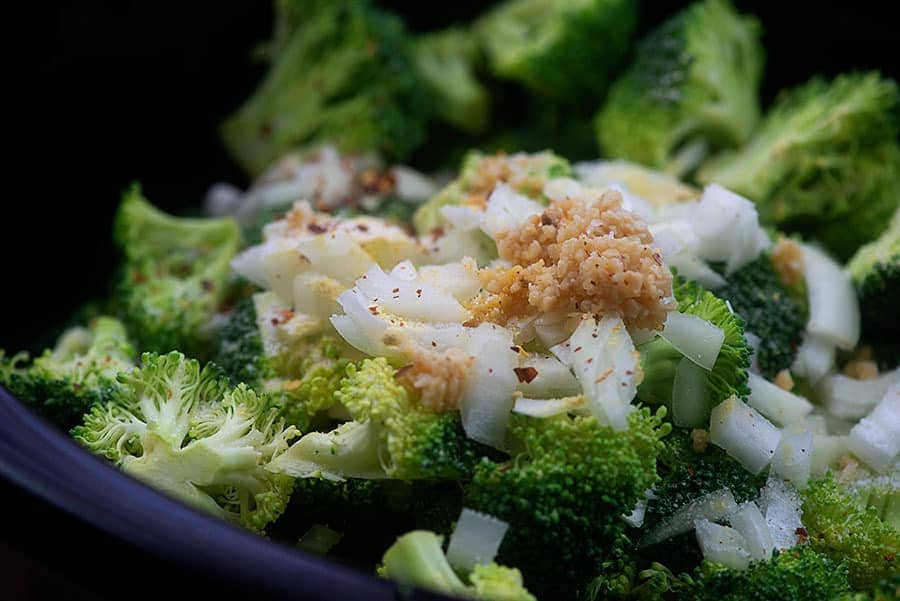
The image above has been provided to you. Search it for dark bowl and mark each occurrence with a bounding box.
[3,2,898,599]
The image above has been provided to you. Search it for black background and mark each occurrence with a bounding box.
[3,2,899,599]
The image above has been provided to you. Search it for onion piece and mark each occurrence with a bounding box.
[815,368,900,421]
[771,430,813,489]
[791,333,836,385]
[758,476,803,551]
[480,184,543,239]
[459,324,518,450]
[512,395,587,418]
[660,311,725,371]
[445,509,509,573]
[747,372,813,427]
[709,396,782,474]
[810,435,848,475]
[515,354,581,399]
[693,184,768,275]
[847,383,900,472]
[729,501,774,561]
[801,244,860,350]
[672,358,711,427]
[355,264,470,323]
[694,519,751,570]
[639,488,738,548]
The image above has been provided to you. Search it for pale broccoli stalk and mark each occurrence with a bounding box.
[847,211,900,339]
[72,351,297,533]
[1,316,135,429]
[596,0,763,175]
[476,0,637,105]
[415,28,490,135]
[699,72,900,260]
[222,0,429,175]
[114,185,241,359]
[379,530,537,601]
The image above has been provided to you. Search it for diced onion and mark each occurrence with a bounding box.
[672,358,711,427]
[660,311,725,371]
[694,519,751,571]
[801,244,860,350]
[810,435,848,475]
[693,184,768,275]
[758,476,803,551]
[480,184,544,239]
[815,368,900,421]
[791,333,836,384]
[771,430,813,489]
[846,383,900,472]
[445,509,509,573]
[512,396,587,418]
[355,264,470,323]
[747,372,813,427]
[459,324,518,450]
[729,501,774,561]
[515,354,581,399]
[639,488,738,548]
[709,396,782,474]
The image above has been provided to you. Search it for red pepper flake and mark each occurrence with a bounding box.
[573,346,583,353]
[431,341,437,347]
[356,224,370,232]
[368,306,379,315]
[133,272,148,284]
[513,367,538,384]
[586,357,593,364]
[885,553,896,561]
[416,288,422,298]
[591,332,598,338]
[509,345,521,353]
[795,527,809,544]
[392,288,400,293]
[201,279,214,292]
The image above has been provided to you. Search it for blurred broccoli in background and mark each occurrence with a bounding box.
[114,185,241,359]
[223,0,429,175]
[596,0,763,176]
[699,72,900,260]
[847,210,900,340]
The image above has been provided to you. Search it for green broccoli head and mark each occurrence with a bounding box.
[699,72,900,260]
[2,317,135,429]
[414,28,490,135]
[638,275,752,411]
[412,149,572,235]
[683,545,851,601]
[464,407,668,599]
[379,530,537,601]
[222,0,429,175]
[114,185,241,359]
[476,0,637,105]
[72,351,297,532]
[596,0,763,174]
[801,474,900,590]
[847,214,900,340]
[715,252,807,379]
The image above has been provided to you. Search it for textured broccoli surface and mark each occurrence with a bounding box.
[114,185,240,359]
[464,408,668,599]
[847,214,900,339]
[596,0,763,174]
[699,72,900,260]
[222,0,428,175]
[477,0,637,105]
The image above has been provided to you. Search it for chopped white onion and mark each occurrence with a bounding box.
[810,435,848,475]
[801,244,860,350]
[791,333,836,385]
[515,354,581,399]
[792,414,827,436]
[815,368,900,421]
[441,205,483,231]
[390,165,438,201]
[639,488,738,548]
[709,396,782,474]
[622,490,655,528]
[729,501,774,561]
[459,324,518,450]
[660,311,725,371]
[355,264,470,323]
[847,383,900,472]
[445,509,509,573]
[512,395,587,418]
[694,519,751,570]
[771,430,813,489]
[672,358,711,428]
[536,312,580,348]
[758,476,803,551]
[480,184,544,239]
[417,258,482,302]
[747,372,813,427]
[693,184,768,275]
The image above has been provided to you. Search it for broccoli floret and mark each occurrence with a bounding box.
[833,574,900,601]
[2,317,135,429]
[715,252,807,379]
[222,0,429,175]
[683,546,851,601]
[476,0,637,105]
[114,185,241,359]
[72,351,296,533]
[412,150,572,235]
[596,0,763,175]
[638,275,752,411]
[379,530,537,601]
[699,72,900,260]
[847,213,900,339]
[587,534,688,601]
[801,474,900,590]
[414,28,490,135]
[464,407,668,599]
[273,358,495,481]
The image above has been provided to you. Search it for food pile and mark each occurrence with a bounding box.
[2,1,898,600]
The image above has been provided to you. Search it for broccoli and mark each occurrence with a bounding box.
[682,546,852,601]
[476,0,637,106]
[715,252,807,379]
[72,351,297,533]
[412,150,572,235]
[833,575,900,601]
[414,28,490,135]
[215,294,353,428]
[464,407,669,599]
[1,317,135,429]
[801,474,900,590]
[272,358,496,481]
[114,185,241,359]
[379,530,537,601]
[698,72,900,260]
[222,0,429,175]
[596,0,763,175]
[847,212,900,339]
[638,275,752,411]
